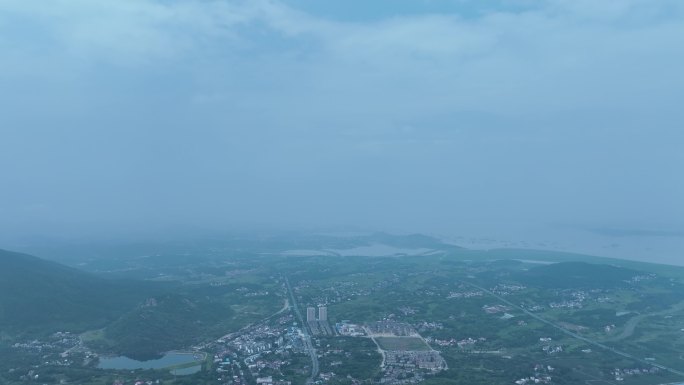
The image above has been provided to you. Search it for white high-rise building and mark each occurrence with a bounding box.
[306,307,316,322]
[318,306,327,321]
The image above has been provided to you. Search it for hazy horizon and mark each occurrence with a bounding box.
[2,0,683,264]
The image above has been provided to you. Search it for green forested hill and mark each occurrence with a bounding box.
[0,249,161,335]
[0,249,272,359]
[514,261,641,289]
[101,293,235,360]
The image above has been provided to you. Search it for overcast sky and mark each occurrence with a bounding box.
[1,0,683,257]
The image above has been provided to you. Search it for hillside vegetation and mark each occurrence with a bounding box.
[101,294,235,360]
[515,261,641,289]
[0,249,162,335]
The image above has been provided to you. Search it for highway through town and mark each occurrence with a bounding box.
[462,280,684,378]
[284,276,319,384]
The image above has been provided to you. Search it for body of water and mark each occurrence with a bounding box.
[98,352,202,372]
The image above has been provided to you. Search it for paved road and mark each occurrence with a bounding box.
[462,280,684,378]
[285,276,319,384]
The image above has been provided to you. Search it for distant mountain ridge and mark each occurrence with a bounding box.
[13,232,461,267]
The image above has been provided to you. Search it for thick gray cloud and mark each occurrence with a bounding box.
[1,0,683,261]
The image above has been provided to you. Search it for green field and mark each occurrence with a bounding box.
[375,337,431,351]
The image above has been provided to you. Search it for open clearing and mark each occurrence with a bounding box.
[375,337,431,351]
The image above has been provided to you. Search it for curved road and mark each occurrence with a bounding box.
[285,277,319,384]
